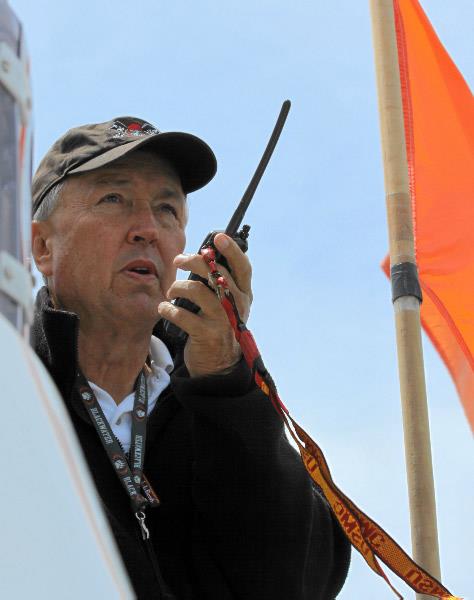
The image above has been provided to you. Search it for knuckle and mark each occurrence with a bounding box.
[241,259,252,279]
[175,279,207,299]
[185,279,205,291]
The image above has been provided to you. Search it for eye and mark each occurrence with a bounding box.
[155,203,178,218]
[99,193,123,204]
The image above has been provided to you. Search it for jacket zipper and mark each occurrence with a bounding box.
[143,535,177,600]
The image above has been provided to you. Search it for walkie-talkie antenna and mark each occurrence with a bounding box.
[225,99,291,236]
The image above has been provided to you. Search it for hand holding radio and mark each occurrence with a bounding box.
[158,232,252,377]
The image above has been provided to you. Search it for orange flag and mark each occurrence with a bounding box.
[383,0,474,431]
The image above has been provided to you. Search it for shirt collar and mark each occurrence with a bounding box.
[149,335,174,375]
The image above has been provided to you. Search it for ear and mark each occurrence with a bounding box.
[31,221,53,278]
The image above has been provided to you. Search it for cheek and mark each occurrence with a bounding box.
[52,225,118,283]
[162,230,186,264]
[51,242,90,298]
[159,231,186,282]
[51,237,77,278]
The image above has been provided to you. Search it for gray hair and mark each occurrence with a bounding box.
[33,181,65,221]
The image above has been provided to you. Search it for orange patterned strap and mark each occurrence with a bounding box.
[202,246,461,600]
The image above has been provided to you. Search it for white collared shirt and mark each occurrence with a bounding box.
[88,336,173,453]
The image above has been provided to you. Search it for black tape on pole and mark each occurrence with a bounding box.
[390,262,423,303]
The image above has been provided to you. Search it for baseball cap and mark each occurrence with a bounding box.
[32,116,217,214]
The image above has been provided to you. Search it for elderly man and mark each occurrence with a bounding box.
[31,117,350,599]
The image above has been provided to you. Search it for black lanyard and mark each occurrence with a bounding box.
[77,369,160,539]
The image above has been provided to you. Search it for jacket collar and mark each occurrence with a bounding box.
[31,286,80,404]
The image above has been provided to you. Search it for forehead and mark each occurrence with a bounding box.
[67,151,184,193]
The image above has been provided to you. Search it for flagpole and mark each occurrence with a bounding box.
[369,1,441,597]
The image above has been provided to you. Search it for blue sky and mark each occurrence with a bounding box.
[11,0,473,597]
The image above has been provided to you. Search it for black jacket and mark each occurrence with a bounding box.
[32,287,350,599]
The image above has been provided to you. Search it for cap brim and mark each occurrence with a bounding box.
[68,132,217,194]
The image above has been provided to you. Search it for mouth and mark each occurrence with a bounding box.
[122,259,158,282]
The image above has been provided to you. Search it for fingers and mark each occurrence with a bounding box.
[169,265,250,320]
[158,278,227,337]
[214,234,252,294]
[174,233,252,296]
[158,298,204,337]
[161,233,253,342]
[158,289,242,377]
[160,234,253,377]
[158,273,250,337]
[166,279,222,319]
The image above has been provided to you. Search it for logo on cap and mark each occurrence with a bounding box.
[110,119,159,140]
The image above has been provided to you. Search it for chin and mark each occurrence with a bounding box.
[118,292,162,324]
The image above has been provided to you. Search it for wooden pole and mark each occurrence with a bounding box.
[369,1,441,597]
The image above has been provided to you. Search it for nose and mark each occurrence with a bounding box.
[126,204,159,246]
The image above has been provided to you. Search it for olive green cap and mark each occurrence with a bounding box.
[32,116,217,214]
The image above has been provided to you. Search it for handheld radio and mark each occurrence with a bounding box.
[163,100,291,340]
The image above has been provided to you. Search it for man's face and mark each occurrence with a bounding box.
[33,151,186,331]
